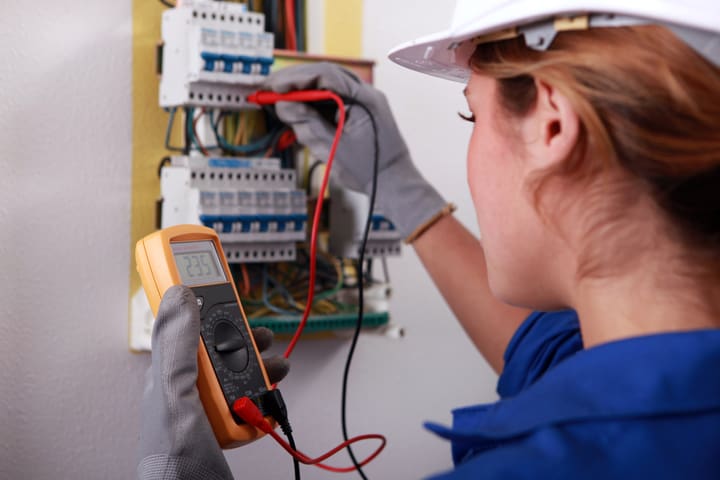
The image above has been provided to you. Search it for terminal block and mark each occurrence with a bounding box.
[161,156,307,262]
[159,0,275,109]
[329,187,402,259]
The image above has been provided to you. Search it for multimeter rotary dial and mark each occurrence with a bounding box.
[213,320,250,372]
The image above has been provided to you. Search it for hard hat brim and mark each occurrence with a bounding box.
[388,1,720,82]
[389,29,475,83]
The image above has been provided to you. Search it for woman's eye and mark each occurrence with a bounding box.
[458,111,476,123]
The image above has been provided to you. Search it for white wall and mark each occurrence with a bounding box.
[0,1,499,478]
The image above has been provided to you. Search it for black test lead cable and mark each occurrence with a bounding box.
[286,431,302,480]
[340,101,380,480]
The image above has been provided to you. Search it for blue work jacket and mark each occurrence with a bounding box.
[425,311,720,479]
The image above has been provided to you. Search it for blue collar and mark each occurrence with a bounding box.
[426,329,720,444]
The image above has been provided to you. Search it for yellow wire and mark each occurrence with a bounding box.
[233,113,246,146]
[302,149,311,189]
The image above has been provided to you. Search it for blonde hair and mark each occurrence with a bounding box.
[470,25,720,280]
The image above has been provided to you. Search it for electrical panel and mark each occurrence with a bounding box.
[129,0,400,351]
[329,187,402,259]
[161,155,307,263]
[160,0,275,109]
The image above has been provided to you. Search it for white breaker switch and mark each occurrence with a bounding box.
[161,155,307,263]
[160,0,275,109]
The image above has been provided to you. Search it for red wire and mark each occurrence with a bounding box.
[247,90,346,360]
[239,263,251,296]
[285,0,298,51]
[283,94,343,359]
[234,397,386,473]
[267,429,385,473]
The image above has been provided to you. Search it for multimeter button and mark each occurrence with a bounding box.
[213,321,250,372]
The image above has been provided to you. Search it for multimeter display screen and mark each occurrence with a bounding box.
[171,241,227,286]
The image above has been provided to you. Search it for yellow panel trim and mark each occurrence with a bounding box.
[324,0,363,57]
[130,0,175,325]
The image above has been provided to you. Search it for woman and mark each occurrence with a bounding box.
[139,1,720,478]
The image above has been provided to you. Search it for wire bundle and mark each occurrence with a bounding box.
[248,0,306,51]
[233,249,353,319]
[163,107,298,170]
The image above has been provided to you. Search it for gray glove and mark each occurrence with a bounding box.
[138,285,289,480]
[263,62,447,239]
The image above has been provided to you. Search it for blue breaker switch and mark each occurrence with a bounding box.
[371,215,384,231]
[258,57,275,76]
[237,55,256,74]
[293,215,306,232]
[221,54,236,73]
[201,52,220,72]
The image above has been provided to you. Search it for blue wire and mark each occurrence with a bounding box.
[262,265,298,315]
[267,271,303,311]
[163,108,185,152]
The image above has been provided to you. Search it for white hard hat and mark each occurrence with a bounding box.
[389,0,720,82]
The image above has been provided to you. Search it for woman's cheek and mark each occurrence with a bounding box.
[466,128,503,233]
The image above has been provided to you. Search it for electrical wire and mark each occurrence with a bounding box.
[340,102,379,479]
[233,397,386,473]
[239,264,251,296]
[209,110,279,155]
[193,109,211,156]
[306,160,324,195]
[164,108,186,152]
[295,0,305,52]
[284,0,297,50]
[286,431,302,480]
[381,255,391,284]
[262,265,300,315]
[232,112,247,145]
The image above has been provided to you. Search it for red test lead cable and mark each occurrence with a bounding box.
[247,90,345,360]
[234,397,386,473]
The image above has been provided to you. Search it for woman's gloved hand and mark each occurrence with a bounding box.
[263,62,448,240]
[138,285,289,480]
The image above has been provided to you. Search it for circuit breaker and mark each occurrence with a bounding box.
[160,0,275,109]
[329,187,402,259]
[161,156,307,262]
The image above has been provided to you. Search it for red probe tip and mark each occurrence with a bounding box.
[247,91,281,105]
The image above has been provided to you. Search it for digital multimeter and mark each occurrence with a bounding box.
[135,224,274,448]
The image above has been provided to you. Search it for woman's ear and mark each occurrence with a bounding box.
[523,79,580,170]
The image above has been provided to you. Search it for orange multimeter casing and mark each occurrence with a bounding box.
[135,224,275,448]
